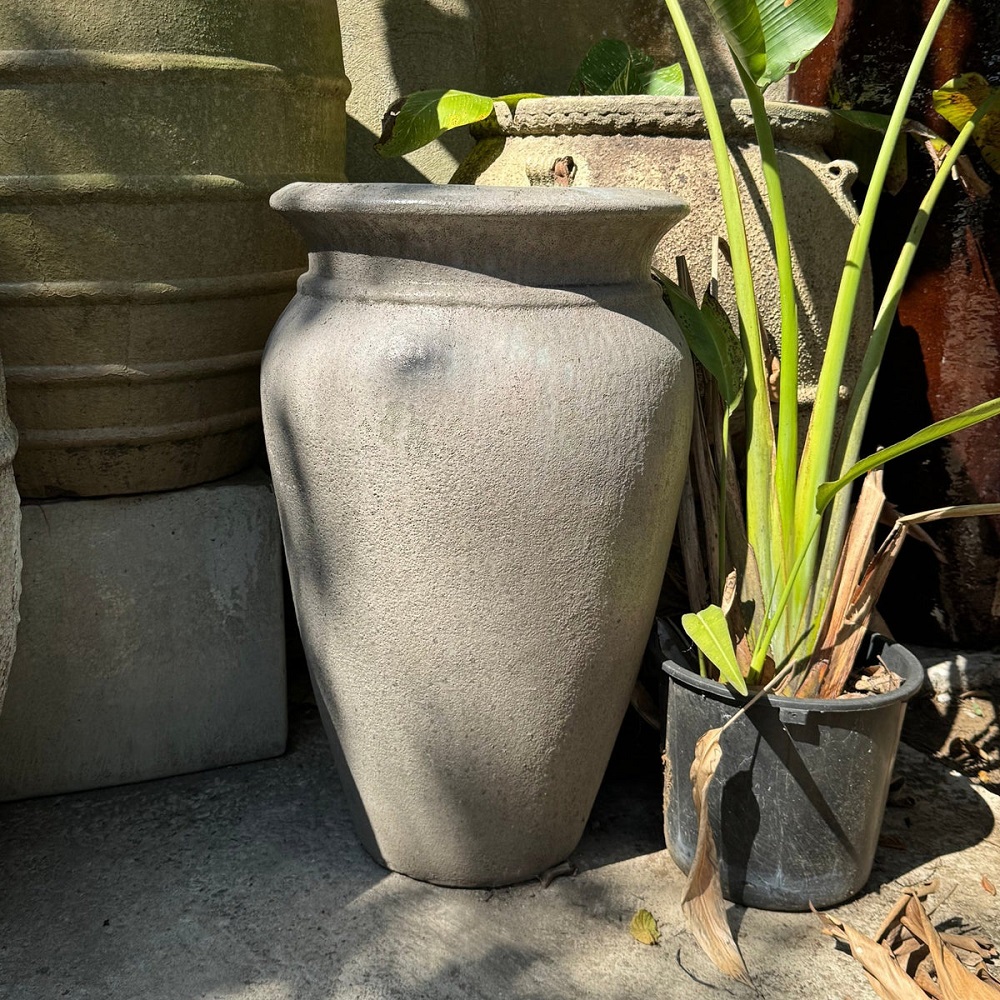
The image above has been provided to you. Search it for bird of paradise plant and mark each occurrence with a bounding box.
[658,0,1000,983]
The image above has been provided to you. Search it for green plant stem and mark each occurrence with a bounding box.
[662,0,777,602]
[814,90,1000,607]
[736,58,799,580]
[749,515,824,683]
[789,0,954,627]
[719,407,731,594]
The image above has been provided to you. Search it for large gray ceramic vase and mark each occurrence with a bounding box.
[263,183,693,887]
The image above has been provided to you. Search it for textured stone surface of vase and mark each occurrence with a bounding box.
[0,356,20,718]
[453,95,873,432]
[0,0,348,496]
[262,182,693,887]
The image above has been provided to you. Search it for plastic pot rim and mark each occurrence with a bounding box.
[661,634,924,717]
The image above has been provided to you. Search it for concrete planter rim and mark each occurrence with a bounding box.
[471,95,836,145]
[271,180,689,219]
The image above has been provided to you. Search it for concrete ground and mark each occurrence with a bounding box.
[2,698,999,1000]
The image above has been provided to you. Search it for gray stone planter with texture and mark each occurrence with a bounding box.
[262,183,693,887]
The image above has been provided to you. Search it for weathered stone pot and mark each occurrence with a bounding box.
[262,183,694,887]
[453,95,874,428]
[0,356,20,716]
[0,0,348,497]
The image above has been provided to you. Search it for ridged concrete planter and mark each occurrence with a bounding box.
[0,0,348,497]
[0,358,20,717]
[263,183,694,887]
[453,96,873,429]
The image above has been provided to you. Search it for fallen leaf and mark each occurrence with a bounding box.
[629,908,660,946]
[816,910,929,999]
[983,876,997,897]
[901,894,1000,999]
[681,728,753,986]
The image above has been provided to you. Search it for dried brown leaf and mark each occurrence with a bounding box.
[902,895,1000,999]
[677,474,709,615]
[941,932,997,959]
[814,470,886,698]
[816,910,929,1000]
[983,875,997,897]
[681,728,752,986]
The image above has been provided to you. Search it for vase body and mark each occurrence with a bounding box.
[0,0,348,496]
[0,356,20,716]
[263,183,694,887]
[663,636,923,911]
[453,96,873,432]
[792,0,1000,648]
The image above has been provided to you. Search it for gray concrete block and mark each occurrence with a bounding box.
[0,470,286,800]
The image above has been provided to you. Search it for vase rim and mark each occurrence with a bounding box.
[270,181,689,222]
[472,95,835,145]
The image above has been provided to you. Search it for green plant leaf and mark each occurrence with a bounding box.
[700,288,746,410]
[571,39,654,95]
[376,89,497,157]
[933,72,1000,174]
[645,62,685,96]
[682,607,749,695]
[756,0,838,86]
[629,909,661,946]
[831,110,909,194]
[816,395,1000,512]
[704,0,768,84]
[657,270,744,409]
[704,0,836,87]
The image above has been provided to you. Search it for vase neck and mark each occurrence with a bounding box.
[271,183,688,289]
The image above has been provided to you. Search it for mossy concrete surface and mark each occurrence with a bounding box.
[1,703,997,999]
[0,0,348,496]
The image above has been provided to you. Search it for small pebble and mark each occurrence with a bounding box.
[935,692,952,705]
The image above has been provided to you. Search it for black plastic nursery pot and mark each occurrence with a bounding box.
[662,634,924,911]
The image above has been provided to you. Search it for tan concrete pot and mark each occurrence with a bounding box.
[453,96,873,430]
[262,183,694,887]
[0,0,349,497]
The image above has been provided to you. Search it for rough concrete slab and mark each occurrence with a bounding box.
[0,471,286,801]
[1,703,997,999]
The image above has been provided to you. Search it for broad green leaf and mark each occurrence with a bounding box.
[816,395,1000,513]
[571,39,654,95]
[375,89,494,157]
[629,909,661,946]
[756,0,838,86]
[644,62,685,96]
[682,606,749,695]
[933,72,1000,174]
[831,110,909,194]
[703,0,837,88]
[704,0,768,84]
[657,270,744,409]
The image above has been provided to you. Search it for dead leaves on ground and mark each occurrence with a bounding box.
[816,881,1000,998]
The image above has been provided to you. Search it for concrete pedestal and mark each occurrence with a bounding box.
[0,471,286,800]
